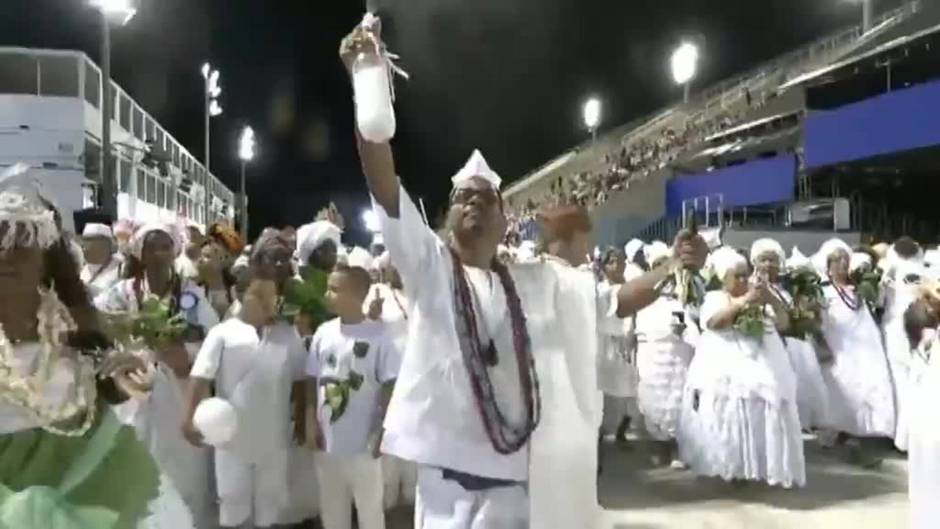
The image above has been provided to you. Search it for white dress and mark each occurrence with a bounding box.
[769,285,830,429]
[819,284,896,437]
[882,268,922,450]
[908,337,940,529]
[678,290,806,488]
[635,295,696,441]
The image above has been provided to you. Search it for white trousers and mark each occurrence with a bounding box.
[315,453,386,529]
[382,455,418,509]
[215,450,289,528]
[415,466,528,529]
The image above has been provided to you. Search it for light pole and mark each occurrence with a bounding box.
[582,97,601,143]
[238,126,255,241]
[89,0,136,220]
[202,62,222,224]
[847,0,874,33]
[671,42,699,104]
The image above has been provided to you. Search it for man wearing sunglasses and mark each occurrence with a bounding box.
[340,23,706,529]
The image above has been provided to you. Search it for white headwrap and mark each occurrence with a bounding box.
[708,246,748,281]
[516,240,538,262]
[296,221,342,264]
[623,238,644,262]
[643,240,670,266]
[82,223,113,240]
[130,223,182,260]
[0,163,60,250]
[812,238,852,276]
[849,252,873,274]
[451,149,502,190]
[346,246,373,270]
[749,238,785,266]
[371,233,384,247]
[787,246,811,271]
[374,251,392,270]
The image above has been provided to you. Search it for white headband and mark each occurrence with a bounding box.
[812,238,852,276]
[749,238,785,266]
[130,223,181,260]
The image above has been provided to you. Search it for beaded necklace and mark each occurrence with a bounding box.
[829,276,861,311]
[0,287,97,437]
[450,248,541,455]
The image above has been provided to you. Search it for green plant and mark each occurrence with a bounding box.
[103,297,188,350]
[282,268,330,326]
[733,304,766,340]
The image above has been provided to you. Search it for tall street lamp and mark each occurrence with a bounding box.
[582,97,601,143]
[89,0,136,220]
[671,42,699,104]
[202,62,222,224]
[845,0,874,33]
[238,126,255,241]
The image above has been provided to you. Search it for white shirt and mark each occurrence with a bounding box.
[80,256,123,300]
[376,186,616,485]
[191,318,307,461]
[306,318,400,456]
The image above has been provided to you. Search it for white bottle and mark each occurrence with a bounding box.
[353,14,396,143]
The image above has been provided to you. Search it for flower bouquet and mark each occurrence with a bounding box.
[852,267,883,306]
[102,296,188,351]
[781,268,826,339]
[733,304,767,341]
[281,267,330,327]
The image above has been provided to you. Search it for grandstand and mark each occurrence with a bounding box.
[505,0,940,252]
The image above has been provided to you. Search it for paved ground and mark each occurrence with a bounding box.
[385,438,910,529]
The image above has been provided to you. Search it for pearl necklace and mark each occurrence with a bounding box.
[0,288,98,437]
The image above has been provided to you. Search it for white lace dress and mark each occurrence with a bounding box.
[819,284,896,437]
[678,291,806,488]
[635,295,696,441]
[908,338,940,529]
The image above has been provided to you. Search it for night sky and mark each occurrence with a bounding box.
[0,0,904,242]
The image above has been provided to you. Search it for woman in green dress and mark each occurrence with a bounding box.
[0,164,162,529]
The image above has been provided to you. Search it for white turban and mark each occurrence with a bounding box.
[296,221,342,264]
[644,241,670,266]
[749,238,785,266]
[812,238,852,276]
[708,246,747,281]
[787,246,811,271]
[374,251,391,270]
[849,252,873,274]
[346,246,373,271]
[130,223,181,260]
[624,238,644,262]
[82,223,113,240]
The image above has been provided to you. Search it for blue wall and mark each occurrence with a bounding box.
[665,155,797,216]
[805,80,940,168]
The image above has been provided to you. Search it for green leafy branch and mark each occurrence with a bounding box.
[282,268,330,326]
[102,297,187,351]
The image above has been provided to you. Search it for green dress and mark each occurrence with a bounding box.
[0,405,160,529]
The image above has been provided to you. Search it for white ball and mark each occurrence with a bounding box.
[193,397,239,446]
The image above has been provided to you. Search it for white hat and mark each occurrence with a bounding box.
[708,246,747,281]
[346,246,373,271]
[82,223,113,240]
[849,252,873,274]
[749,238,784,266]
[623,238,644,262]
[643,240,670,266]
[787,246,812,271]
[296,221,342,264]
[0,163,60,250]
[130,223,182,260]
[451,149,502,190]
[812,238,852,276]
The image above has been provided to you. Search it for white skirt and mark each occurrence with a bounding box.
[678,389,806,488]
[783,337,830,429]
[908,360,940,529]
[637,340,693,441]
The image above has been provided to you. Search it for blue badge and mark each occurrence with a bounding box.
[180,292,198,311]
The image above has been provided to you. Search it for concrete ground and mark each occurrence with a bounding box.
[385,438,910,529]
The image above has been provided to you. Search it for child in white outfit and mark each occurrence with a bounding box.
[185,280,308,528]
[307,265,400,529]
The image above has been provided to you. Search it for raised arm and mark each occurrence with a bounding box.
[340,26,400,217]
[616,230,708,317]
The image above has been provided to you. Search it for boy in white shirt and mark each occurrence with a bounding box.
[183,278,308,529]
[306,264,400,529]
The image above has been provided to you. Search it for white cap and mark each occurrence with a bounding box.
[451,149,502,190]
[82,223,113,240]
[643,240,670,266]
[623,239,644,261]
[296,221,342,264]
[346,246,373,271]
[787,247,812,271]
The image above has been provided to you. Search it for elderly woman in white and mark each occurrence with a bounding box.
[750,238,829,429]
[79,222,123,299]
[95,223,219,528]
[678,247,805,488]
[814,238,895,466]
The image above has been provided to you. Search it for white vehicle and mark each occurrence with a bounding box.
[0,47,234,232]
